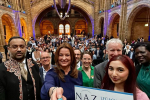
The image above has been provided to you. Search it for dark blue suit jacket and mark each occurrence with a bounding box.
[39,66,53,84]
[127,51,135,62]
[95,50,103,59]
[39,67,44,84]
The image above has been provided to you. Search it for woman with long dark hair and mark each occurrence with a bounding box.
[101,55,149,100]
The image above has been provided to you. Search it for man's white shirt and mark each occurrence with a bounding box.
[42,66,51,81]
[77,61,80,69]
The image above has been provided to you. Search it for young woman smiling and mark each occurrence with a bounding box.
[101,55,149,100]
[78,51,94,87]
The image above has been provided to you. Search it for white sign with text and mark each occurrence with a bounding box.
[75,85,133,100]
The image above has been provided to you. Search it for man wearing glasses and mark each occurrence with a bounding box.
[0,36,42,100]
[39,52,52,84]
[74,49,82,69]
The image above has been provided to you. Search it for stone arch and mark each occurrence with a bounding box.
[40,20,54,36]
[74,19,88,35]
[20,18,28,41]
[70,18,86,36]
[31,0,94,38]
[1,14,15,43]
[99,17,104,36]
[127,4,150,41]
[108,13,120,38]
[127,1,150,19]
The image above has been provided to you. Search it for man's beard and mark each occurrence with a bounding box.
[15,55,25,60]
[10,51,26,61]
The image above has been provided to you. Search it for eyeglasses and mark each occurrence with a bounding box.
[41,57,50,60]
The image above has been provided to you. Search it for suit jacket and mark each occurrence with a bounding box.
[128,51,135,62]
[95,50,103,59]
[39,66,52,84]
[94,60,108,88]
[0,58,42,100]
[39,67,44,84]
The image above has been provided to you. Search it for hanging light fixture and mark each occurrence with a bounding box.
[53,0,71,20]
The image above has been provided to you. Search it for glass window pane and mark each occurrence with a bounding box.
[59,24,64,33]
[65,24,70,34]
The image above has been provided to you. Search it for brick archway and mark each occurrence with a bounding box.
[127,4,150,41]
[74,19,87,35]
[40,20,54,36]
[1,14,15,43]
[20,18,28,41]
[31,0,94,38]
[108,13,120,38]
[99,17,104,36]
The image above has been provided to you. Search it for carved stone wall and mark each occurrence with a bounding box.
[98,0,150,41]
[31,0,94,38]
[0,0,150,47]
[0,5,26,52]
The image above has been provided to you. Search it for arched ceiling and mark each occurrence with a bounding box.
[36,5,91,25]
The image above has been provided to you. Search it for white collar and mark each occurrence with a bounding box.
[77,61,80,68]
[22,59,26,64]
[42,65,51,71]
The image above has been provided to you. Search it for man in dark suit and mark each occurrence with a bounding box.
[39,52,52,84]
[0,36,42,100]
[44,34,47,42]
[95,47,103,60]
[101,37,105,45]
[127,47,135,62]
[94,38,123,88]
[74,49,82,69]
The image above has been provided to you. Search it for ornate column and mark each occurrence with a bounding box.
[104,0,111,36]
[99,0,102,10]
[14,11,22,37]
[24,0,33,40]
[119,0,127,41]
[94,0,100,35]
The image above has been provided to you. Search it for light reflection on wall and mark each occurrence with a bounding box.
[32,16,38,39]
[13,10,22,37]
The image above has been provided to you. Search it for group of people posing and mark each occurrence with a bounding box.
[0,35,150,100]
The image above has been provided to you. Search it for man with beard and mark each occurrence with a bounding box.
[74,49,82,69]
[0,36,42,100]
